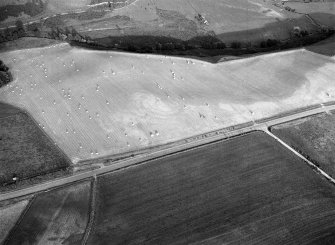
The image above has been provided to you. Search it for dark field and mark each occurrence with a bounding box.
[5,180,91,245]
[306,34,335,57]
[0,102,70,185]
[271,112,335,179]
[0,198,29,244]
[0,37,62,53]
[0,102,20,118]
[0,0,44,22]
[88,131,335,245]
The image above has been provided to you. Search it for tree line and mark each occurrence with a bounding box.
[0,60,12,87]
[0,16,333,57]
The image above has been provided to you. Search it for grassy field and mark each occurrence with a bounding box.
[0,37,63,53]
[0,199,29,244]
[271,111,335,179]
[0,0,45,22]
[284,1,335,27]
[306,34,335,57]
[5,180,91,245]
[87,131,335,244]
[0,102,70,185]
[0,44,334,162]
[0,101,20,118]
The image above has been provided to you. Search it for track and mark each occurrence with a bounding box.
[0,103,334,202]
[264,129,335,185]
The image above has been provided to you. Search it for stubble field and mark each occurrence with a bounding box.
[0,44,334,162]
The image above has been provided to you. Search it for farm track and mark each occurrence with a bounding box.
[3,195,35,245]
[82,177,97,245]
[1,103,335,202]
[264,129,335,186]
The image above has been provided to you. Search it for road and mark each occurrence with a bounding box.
[0,103,334,201]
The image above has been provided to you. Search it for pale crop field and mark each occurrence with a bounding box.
[45,0,92,13]
[0,44,334,162]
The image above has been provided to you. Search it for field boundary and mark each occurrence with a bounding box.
[0,101,73,187]
[265,129,335,186]
[98,131,257,178]
[82,177,97,245]
[80,101,335,167]
[3,195,35,245]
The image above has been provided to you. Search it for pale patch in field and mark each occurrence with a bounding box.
[46,0,91,13]
[132,92,179,117]
[248,0,285,19]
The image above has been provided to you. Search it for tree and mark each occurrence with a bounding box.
[0,32,5,43]
[15,20,26,37]
[84,35,92,43]
[162,42,175,50]
[4,27,13,41]
[127,44,137,52]
[71,27,78,37]
[301,30,309,37]
[65,27,71,36]
[231,41,241,49]
[15,20,24,30]
[156,42,162,51]
[216,42,226,49]
[0,59,12,87]
[266,38,278,47]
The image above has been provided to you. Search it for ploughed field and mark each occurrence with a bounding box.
[306,34,335,57]
[2,131,335,244]
[0,102,70,185]
[89,131,335,244]
[271,111,335,179]
[3,180,91,245]
[1,44,334,162]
